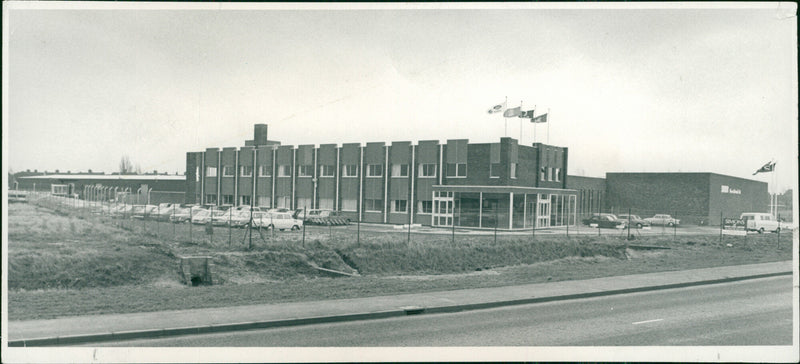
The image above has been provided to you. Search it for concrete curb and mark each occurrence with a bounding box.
[7,270,791,347]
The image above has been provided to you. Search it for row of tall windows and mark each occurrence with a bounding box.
[539,167,561,182]
[205,162,533,180]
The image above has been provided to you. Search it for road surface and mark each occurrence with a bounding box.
[89,276,792,346]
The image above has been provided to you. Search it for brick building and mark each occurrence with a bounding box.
[605,172,769,225]
[15,173,185,205]
[186,124,579,229]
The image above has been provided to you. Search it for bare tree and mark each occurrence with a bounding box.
[119,155,134,175]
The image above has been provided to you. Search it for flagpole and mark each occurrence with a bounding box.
[533,105,537,144]
[519,101,523,143]
[547,108,551,144]
[504,96,508,137]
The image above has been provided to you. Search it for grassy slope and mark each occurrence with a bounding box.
[6,203,794,320]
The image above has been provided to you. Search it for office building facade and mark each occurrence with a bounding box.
[186,124,578,229]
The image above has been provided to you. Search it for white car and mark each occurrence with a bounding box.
[644,214,680,227]
[253,212,303,231]
[740,212,790,233]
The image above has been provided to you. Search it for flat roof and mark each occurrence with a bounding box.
[18,174,185,181]
[432,185,576,194]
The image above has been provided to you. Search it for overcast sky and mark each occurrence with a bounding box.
[3,3,797,192]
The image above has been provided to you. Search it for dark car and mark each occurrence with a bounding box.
[616,214,650,229]
[582,213,627,229]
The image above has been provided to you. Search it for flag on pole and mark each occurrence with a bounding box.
[752,161,775,175]
[503,106,521,118]
[531,113,548,123]
[487,101,507,114]
[518,109,535,119]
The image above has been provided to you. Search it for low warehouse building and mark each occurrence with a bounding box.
[15,174,185,205]
[605,172,769,226]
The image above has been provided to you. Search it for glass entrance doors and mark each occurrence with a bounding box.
[432,191,456,227]
[537,193,551,228]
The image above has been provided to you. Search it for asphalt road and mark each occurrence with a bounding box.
[91,276,792,347]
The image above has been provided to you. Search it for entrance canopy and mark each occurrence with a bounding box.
[431,185,577,230]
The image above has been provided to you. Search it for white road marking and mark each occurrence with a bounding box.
[632,318,664,325]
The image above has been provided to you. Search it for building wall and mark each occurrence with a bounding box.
[707,173,769,225]
[605,173,710,222]
[186,125,575,227]
[566,175,606,218]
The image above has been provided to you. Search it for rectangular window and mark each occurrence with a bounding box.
[276,196,291,208]
[205,194,217,204]
[298,165,313,177]
[366,164,383,177]
[319,198,334,210]
[206,166,217,177]
[319,165,334,177]
[296,197,312,209]
[391,200,407,213]
[240,195,251,206]
[257,196,271,207]
[223,166,235,177]
[259,165,271,177]
[392,164,409,177]
[222,194,234,205]
[240,165,253,177]
[418,200,433,214]
[341,198,358,211]
[540,167,546,181]
[447,163,467,178]
[547,167,553,181]
[418,163,437,177]
[510,163,518,179]
[554,168,560,182]
[278,165,291,177]
[195,167,200,181]
[343,164,358,177]
[490,163,501,178]
[364,199,383,212]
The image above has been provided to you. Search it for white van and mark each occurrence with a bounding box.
[739,212,782,233]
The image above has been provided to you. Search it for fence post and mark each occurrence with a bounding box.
[627,207,632,241]
[228,209,232,246]
[494,207,498,245]
[209,205,214,245]
[302,206,307,248]
[673,210,677,239]
[357,215,361,247]
[719,211,723,243]
[189,206,193,243]
[156,204,160,238]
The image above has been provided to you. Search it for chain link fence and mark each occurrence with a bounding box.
[17,189,792,251]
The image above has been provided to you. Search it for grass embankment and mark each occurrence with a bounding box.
[7,203,794,320]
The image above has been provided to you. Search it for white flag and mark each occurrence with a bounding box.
[487,101,507,114]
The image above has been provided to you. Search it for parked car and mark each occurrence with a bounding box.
[616,214,650,229]
[582,213,627,229]
[110,204,134,217]
[212,209,241,226]
[305,209,351,225]
[168,207,194,223]
[253,212,303,231]
[644,214,680,227]
[267,207,292,214]
[131,205,158,219]
[228,210,254,228]
[739,212,790,233]
[190,209,215,225]
[153,204,184,221]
